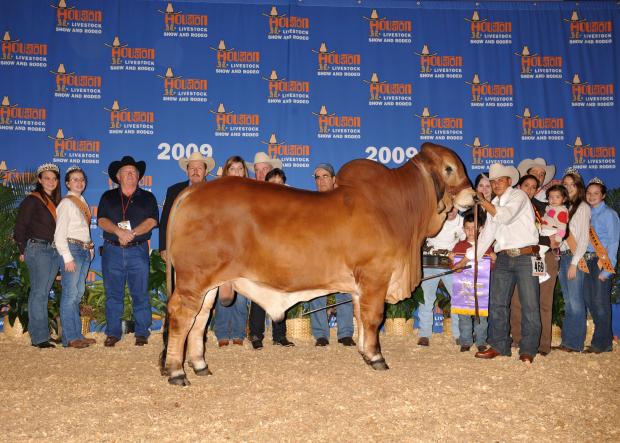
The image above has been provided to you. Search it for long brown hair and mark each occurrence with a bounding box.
[222,155,248,178]
[34,170,61,206]
[562,173,586,239]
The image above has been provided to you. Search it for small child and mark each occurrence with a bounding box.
[540,184,569,244]
[450,212,494,353]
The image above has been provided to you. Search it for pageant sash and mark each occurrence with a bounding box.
[566,233,590,273]
[589,225,615,274]
[29,192,56,221]
[64,195,91,227]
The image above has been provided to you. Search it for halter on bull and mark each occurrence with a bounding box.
[161,143,475,386]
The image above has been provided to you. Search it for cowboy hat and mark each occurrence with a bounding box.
[488,163,519,185]
[516,157,555,186]
[108,155,146,184]
[247,151,282,170]
[178,151,216,174]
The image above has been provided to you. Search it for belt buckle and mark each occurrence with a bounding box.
[507,248,521,257]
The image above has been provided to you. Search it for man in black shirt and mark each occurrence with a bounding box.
[97,156,159,347]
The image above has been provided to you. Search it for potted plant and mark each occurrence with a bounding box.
[384,289,422,336]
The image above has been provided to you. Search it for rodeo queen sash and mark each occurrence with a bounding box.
[451,255,490,317]
[64,195,91,226]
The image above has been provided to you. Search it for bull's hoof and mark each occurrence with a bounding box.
[193,365,212,376]
[168,375,191,386]
[370,358,389,371]
[363,355,390,370]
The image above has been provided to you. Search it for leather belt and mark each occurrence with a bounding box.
[67,238,94,250]
[29,238,54,247]
[558,250,572,256]
[500,245,540,257]
[104,239,147,248]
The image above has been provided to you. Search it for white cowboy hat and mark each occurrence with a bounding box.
[178,151,216,174]
[516,157,555,186]
[246,151,282,170]
[488,163,520,185]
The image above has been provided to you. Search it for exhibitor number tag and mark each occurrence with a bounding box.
[531,256,546,277]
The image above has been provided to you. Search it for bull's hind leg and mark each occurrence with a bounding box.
[165,287,209,386]
[186,288,218,376]
[351,293,364,355]
[358,283,389,370]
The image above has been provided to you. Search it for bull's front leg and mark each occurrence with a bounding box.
[165,288,208,386]
[358,283,389,370]
[186,288,218,377]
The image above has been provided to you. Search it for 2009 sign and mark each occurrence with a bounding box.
[157,143,213,160]
[365,146,418,165]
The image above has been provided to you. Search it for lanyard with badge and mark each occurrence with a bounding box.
[118,190,133,231]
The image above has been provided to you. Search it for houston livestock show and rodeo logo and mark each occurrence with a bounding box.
[1,31,47,68]
[157,68,208,103]
[0,96,46,133]
[515,107,564,141]
[466,136,514,169]
[465,11,512,45]
[210,40,260,75]
[415,107,463,142]
[210,103,259,137]
[263,70,310,104]
[51,0,102,35]
[50,63,101,100]
[261,132,311,169]
[565,74,614,108]
[105,100,154,135]
[159,2,208,38]
[106,36,155,72]
[466,73,513,108]
[312,105,361,140]
[363,9,412,44]
[564,10,612,44]
[515,45,562,79]
[416,44,463,79]
[567,136,615,170]
[364,73,412,107]
[313,42,361,77]
[49,128,101,165]
[263,6,309,40]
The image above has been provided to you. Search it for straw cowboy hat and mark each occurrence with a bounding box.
[178,151,216,174]
[516,157,555,186]
[247,151,282,170]
[108,155,146,184]
[488,163,519,185]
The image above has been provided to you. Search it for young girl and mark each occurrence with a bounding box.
[54,166,95,348]
[540,185,570,244]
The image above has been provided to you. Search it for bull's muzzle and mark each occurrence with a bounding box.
[453,188,476,212]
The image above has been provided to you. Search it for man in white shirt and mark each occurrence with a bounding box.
[417,207,464,346]
[459,163,541,363]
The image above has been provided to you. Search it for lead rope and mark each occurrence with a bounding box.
[473,201,480,324]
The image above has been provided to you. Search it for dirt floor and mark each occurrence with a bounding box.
[1,328,618,443]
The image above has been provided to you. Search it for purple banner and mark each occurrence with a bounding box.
[451,255,490,317]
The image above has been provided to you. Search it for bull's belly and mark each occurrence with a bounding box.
[232,278,356,322]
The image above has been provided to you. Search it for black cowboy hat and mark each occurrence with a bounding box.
[108,156,146,184]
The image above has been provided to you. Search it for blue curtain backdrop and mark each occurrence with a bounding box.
[1,1,618,264]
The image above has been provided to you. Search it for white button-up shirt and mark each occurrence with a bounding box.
[468,187,539,260]
[426,213,465,252]
[54,191,92,264]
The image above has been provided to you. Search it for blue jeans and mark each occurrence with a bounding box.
[419,268,459,338]
[60,244,91,346]
[583,258,613,351]
[309,293,353,340]
[613,303,620,339]
[102,242,151,339]
[488,253,540,356]
[214,292,248,340]
[558,254,586,351]
[458,315,488,347]
[24,239,60,345]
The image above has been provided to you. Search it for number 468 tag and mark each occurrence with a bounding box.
[531,256,546,277]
